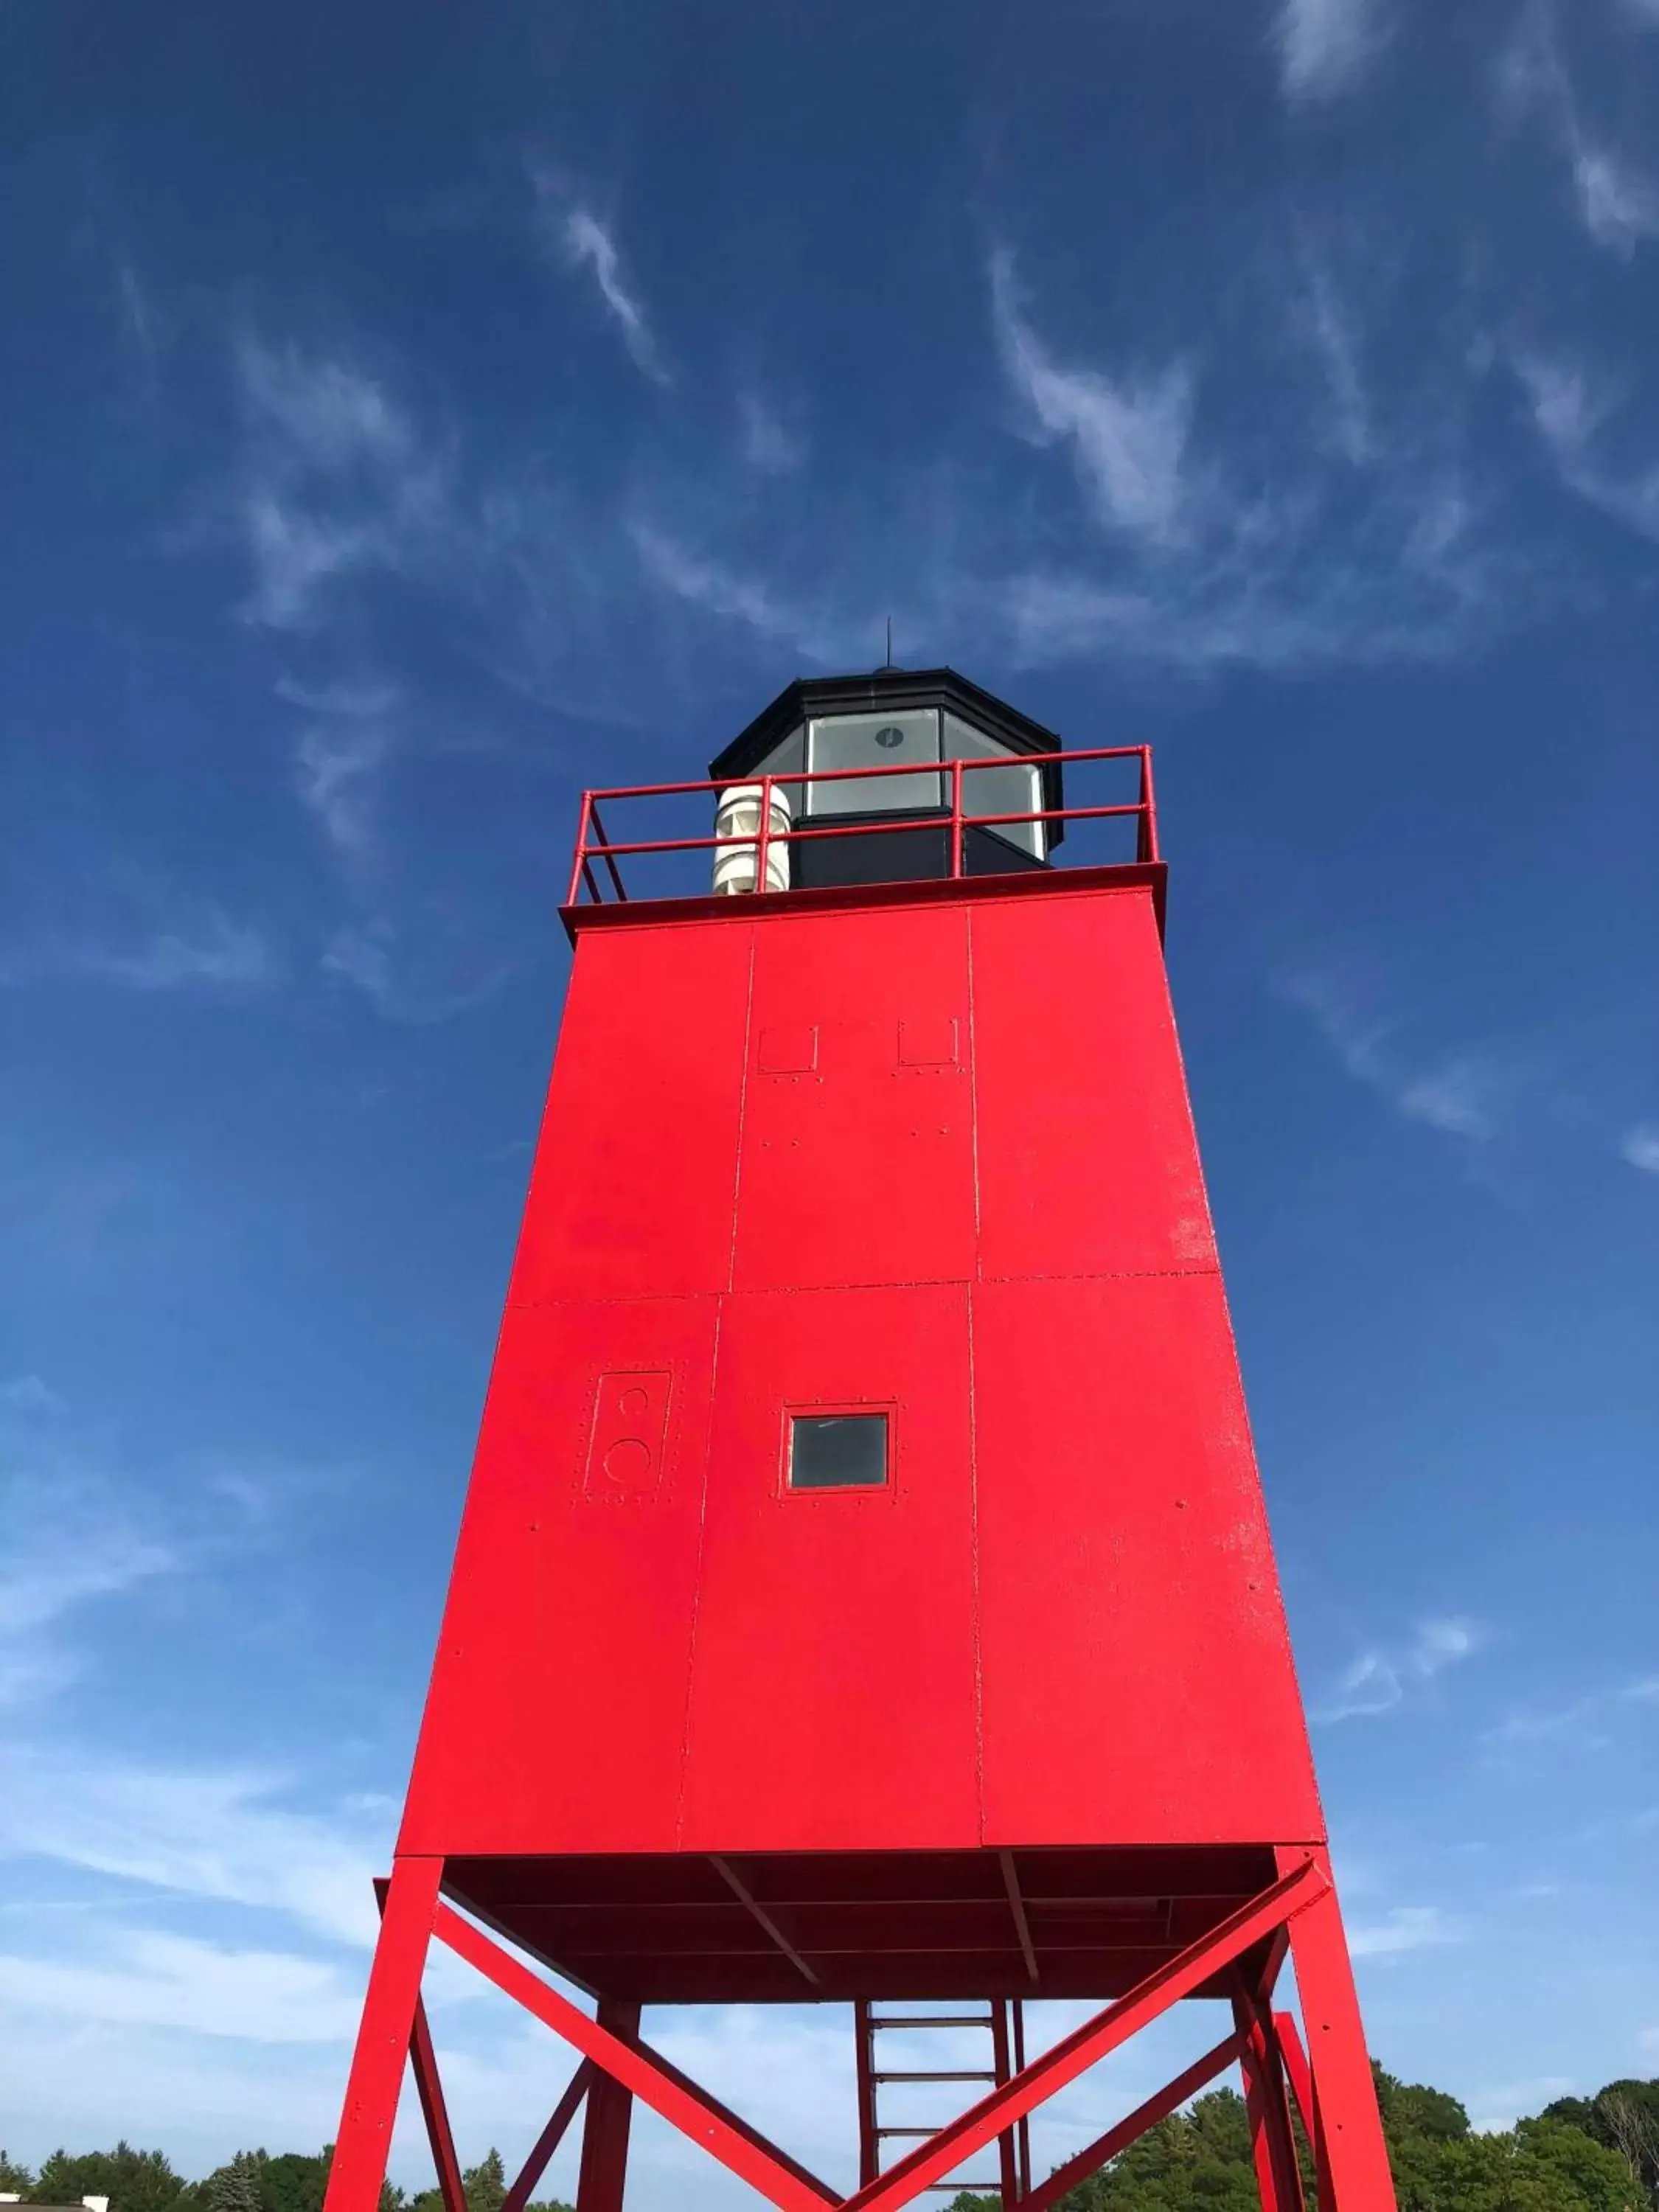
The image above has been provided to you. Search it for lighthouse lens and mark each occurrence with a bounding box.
[787,1412,889,1490]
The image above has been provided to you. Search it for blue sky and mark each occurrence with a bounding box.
[2,0,1658,2194]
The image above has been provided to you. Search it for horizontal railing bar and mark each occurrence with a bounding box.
[581,804,1147,863]
[582,744,1147,805]
[869,2014,998,2028]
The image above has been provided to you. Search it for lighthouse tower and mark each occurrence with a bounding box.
[322,667,1397,2212]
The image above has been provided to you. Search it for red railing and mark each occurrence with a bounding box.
[564,745,1158,908]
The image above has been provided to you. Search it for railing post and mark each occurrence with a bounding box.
[756,773,773,896]
[567,792,594,906]
[950,758,964,878]
[1138,745,1159,864]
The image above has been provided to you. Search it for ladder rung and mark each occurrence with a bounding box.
[873,2070,995,2084]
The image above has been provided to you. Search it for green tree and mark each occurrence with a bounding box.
[0,2155,38,2197]
[201,2153,264,2212]
[256,2153,330,2212]
[1391,2116,1635,2212]
[1545,2084,1659,2207]
[34,2146,194,2212]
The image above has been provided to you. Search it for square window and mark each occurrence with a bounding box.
[787,1412,890,1490]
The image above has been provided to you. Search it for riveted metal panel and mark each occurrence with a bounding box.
[509,919,754,1303]
[970,889,1217,1281]
[731,905,975,1292]
[400,1293,717,1857]
[973,1269,1323,1846]
[678,1282,980,1853]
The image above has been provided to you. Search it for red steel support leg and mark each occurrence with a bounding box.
[373,1878,466,2212]
[1012,2002,1031,2202]
[324,1857,446,2212]
[1231,1990,1305,2212]
[501,2065,594,2212]
[576,2000,641,2212]
[855,2003,879,2188]
[1276,1848,1396,2212]
[1275,2011,1330,2211]
[1016,2035,1242,2212]
[409,1994,469,2212]
[991,2002,1018,2205]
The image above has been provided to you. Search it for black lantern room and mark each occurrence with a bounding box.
[708,666,1065,890]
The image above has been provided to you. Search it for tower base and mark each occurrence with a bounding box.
[320,1847,1396,2212]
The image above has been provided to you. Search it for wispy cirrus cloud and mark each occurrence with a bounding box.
[1346,1903,1465,1958]
[1621,1124,1659,1172]
[320,917,515,1026]
[1278,964,1513,1140]
[1,902,276,995]
[0,1478,180,1707]
[1514,349,1659,541]
[232,335,451,632]
[0,1930,365,2044]
[279,677,400,864]
[1295,246,1374,465]
[530,167,669,386]
[992,251,1195,549]
[983,250,1506,673]
[1498,4,1659,257]
[1484,1673,1659,1756]
[0,1751,388,1947]
[1274,0,1384,102]
[1316,1617,1484,1722]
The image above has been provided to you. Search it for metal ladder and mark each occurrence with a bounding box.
[855,2000,1031,2200]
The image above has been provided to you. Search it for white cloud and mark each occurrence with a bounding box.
[236,336,415,474]
[1316,1617,1484,1722]
[982,251,1504,673]
[738,393,804,476]
[0,1930,364,2043]
[1499,6,1659,257]
[530,169,669,386]
[1516,349,1659,541]
[0,1479,179,1705]
[1275,0,1382,102]
[0,1752,389,1946]
[0,1374,65,1413]
[1573,145,1659,254]
[1279,967,1508,1141]
[321,919,513,1026]
[991,253,1195,549]
[231,335,449,632]
[73,909,276,992]
[1346,1904,1464,1957]
[1295,254,1374,465]
[1618,1124,1659,1172]
[294,723,392,859]
[630,521,834,651]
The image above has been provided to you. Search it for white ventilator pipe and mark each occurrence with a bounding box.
[712,782,791,894]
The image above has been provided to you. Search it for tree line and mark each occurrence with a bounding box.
[2,2070,1655,2212]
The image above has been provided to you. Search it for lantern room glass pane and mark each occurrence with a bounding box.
[943,712,1044,859]
[805,710,942,815]
[751,725,804,787]
[787,1412,890,1489]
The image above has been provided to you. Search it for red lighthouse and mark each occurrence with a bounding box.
[323,668,1397,2212]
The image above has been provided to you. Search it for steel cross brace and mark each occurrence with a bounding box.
[428,1854,1328,2212]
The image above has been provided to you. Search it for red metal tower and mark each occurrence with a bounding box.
[322,669,1398,2212]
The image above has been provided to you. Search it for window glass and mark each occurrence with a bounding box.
[805,710,942,815]
[787,1412,890,1490]
[752,725,804,790]
[942,713,1044,859]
